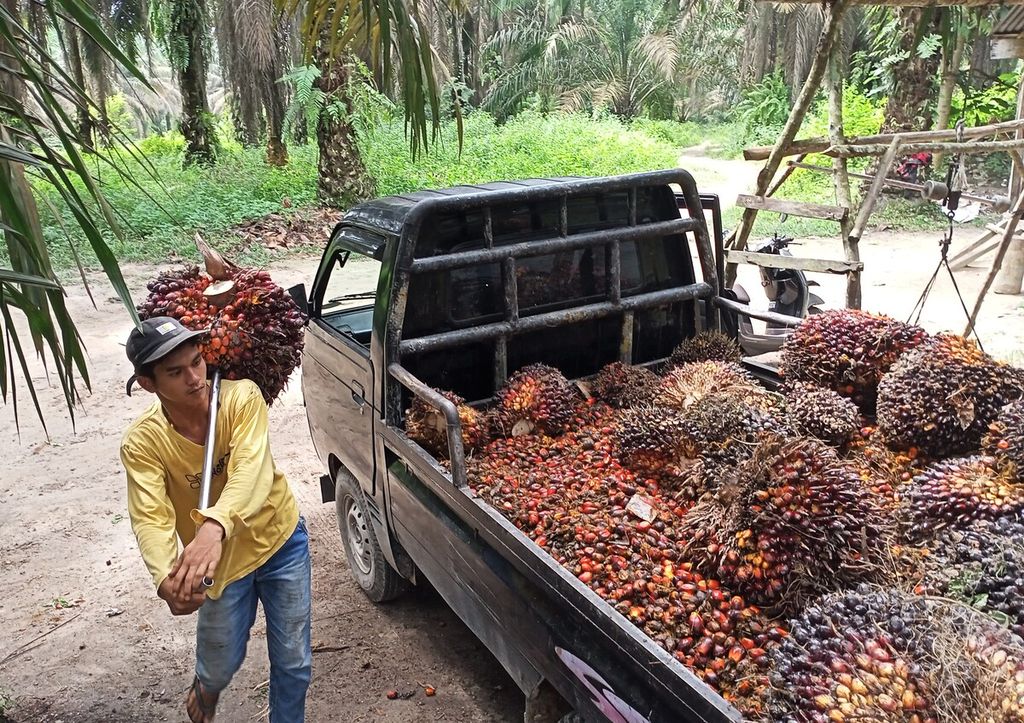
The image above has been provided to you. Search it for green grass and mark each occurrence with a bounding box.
[19,109,960,272]
[25,112,682,273]
[360,111,680,196]
[31,139,318,273]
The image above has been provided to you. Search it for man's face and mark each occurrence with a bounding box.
[139,343,209,407]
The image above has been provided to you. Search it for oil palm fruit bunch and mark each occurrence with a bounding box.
[612,404,691,478]
[877,334,1024,458]
[767,587,938,722]
[659,360,773,412]
[680,394,788,474]
[782,382,861,448]
[905,455,1024,533]
[493,363,580,437]
[138,240,306,404]
[984,400,1024,476]
[668,330,742,366]
[586,361,659,408]
[683,438,886,606]
[917,518,1024,639]
[780,309,928,414]
[404,390,492,459]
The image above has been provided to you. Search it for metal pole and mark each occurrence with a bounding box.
[197,368,222,588]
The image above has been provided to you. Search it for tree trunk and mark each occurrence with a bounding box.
[883,7,941,133]
[175,0,217,166]
[264,47,288,166]
[315,56,374,207]
[63,22,94,147]
[933,24,966,169]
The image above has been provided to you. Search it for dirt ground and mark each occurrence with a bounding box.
[2,191,1023,723]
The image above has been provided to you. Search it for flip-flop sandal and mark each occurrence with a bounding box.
[186,676,219,723]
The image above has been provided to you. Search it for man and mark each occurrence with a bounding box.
[120,316,311,723]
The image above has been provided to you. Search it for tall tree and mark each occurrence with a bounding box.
[279,0,448,206]
[155,0,218,165]
[882,7,941,132]
[214,0,291,164]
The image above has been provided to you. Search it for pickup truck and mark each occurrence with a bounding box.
[297,170,769,722]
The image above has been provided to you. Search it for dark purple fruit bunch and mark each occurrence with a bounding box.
[493,364,580,437]
[587,362,659,409]
[984,399,1024,476]
[783,382,861,448]
[780,309,928,414]
[669,331,742,366]
[905,455,1024,533]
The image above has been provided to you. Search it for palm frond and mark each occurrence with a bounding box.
[635,31,679,80]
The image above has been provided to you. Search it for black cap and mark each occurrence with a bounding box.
[125,316,209,395]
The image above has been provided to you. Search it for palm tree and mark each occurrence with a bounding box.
[1,0,144,430]
[278,0,448,205]
[214,0,291,164]
[483,0,683,120]
[152,0,219,165]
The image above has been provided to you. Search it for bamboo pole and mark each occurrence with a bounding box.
[728,0,850,286]
[742,118,1024,161]
[964,152,1024,336]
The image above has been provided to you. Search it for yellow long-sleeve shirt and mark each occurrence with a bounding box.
[120,379,300,599]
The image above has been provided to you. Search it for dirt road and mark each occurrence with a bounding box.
[2,219,1023,723]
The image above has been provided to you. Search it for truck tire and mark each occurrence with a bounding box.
[334,469,409,602]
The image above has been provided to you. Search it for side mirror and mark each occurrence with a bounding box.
[287,283,309,318]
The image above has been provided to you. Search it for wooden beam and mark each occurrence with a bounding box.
[787,160,1007,206]
[995,73,1024,295]
[992,38,1024,60]
[949,225,1002,270]
[727,250,864,274]
[735,194,849,221]
[743,118,1024,161]
[829,138,1024,158]
[727,0,850,289]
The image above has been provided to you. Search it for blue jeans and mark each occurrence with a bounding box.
[196,518,312,723]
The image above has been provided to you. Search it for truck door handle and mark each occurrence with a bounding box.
[351,381,366,410]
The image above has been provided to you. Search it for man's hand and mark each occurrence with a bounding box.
[170,520,225,601]
[158,572,205,615]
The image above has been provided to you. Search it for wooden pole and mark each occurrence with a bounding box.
[965,152,1024,336]
[742,118,1024,161]
[827,54,859,308]
[848,138,902,245]
[728,0,850,286]
[994,73,1024,296]
[829,138,1024,157]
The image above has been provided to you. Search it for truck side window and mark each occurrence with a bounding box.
[318,250,381,346]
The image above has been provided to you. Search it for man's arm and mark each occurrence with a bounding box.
[122,441,204,615]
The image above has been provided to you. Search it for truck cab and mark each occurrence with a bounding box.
[300,171,750,721]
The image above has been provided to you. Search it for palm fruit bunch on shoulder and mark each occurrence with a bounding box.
[681,437,887,607]
[984,399,1024,476]
[659,360,773,412]
[877,334,1024,458]
[493,363,580,437]
[917,517,1024,640]
[404,390,491,459]
[904,455,1024,534]
[782,382,861,449]
[669,330,742,366]
[137,243,306,404]
[586,361,659,409]
[780,309,928,414]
